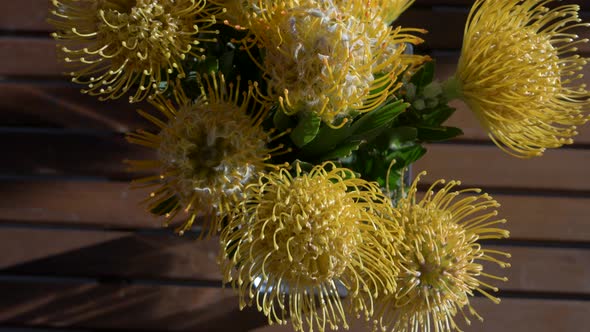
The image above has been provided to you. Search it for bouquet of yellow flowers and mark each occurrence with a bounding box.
[49,0,588,331]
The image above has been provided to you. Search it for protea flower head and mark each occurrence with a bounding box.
[49,0,220,102]
[220,162,401,332]
[371,172,510,332]
[126,73,288,237]
[240,0,428,127]
[450,0,590,158]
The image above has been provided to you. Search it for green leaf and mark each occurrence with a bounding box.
[298,119,356,159]
[410,61,435,89]
[385,144,427,167]
[272,108,295,131]
[320,140,363,160]
[290,112,321,148]
[195,57,219,75]
[416,126,463,142]
[218,49,235,78]
[351,100,408,136]
[387,126,418,149]
[421,105,457,126]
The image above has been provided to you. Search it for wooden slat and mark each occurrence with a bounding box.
[3,3,589,50]
[497,194,590,242]
[418,0,590,6]
[484,245,590,294]
[1,180,589,241]
[1,226,588,294]
[253,298,590,332]
[1,50,589,145]
[0,0,50,32]
[0,281,588,332]
[0,229,222,281]
[0,181,156,228]
[2,11,590,75]
[0,282,266,332]
[0,38,61,76]
[4,132,589,191]
[0,131,149,180]
[0,229,127,271]
[0,81,149,132]
[414,144,590,191]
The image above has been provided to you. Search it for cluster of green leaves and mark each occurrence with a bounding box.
[268,61,462,198]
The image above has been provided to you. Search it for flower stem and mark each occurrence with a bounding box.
[441,76,463,102]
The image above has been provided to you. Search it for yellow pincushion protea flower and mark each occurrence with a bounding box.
[49,0,220,102]
[220,162,400,332]
[372,172,510,332]
[451,0,590,158]
[126,73,288,236]
[241,0,427,127]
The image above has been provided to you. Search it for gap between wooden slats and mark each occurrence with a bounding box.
[0,227,588,294]
[0,180,588,242]
[0,279,588,332]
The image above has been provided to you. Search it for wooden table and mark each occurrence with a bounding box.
[0,1,588,331]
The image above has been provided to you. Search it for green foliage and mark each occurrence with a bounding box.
[296,100,408,161]
[290,112,322,148]
[410,61,435,89]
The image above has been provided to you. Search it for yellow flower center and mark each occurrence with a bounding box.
[98,0,196,75]
[400,206,474,304]
[258,175,361,284]
[157,100,267,207]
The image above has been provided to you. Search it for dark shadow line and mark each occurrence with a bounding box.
[0,325,157,332]
[477,290,590,302]
[481,239,590,250]
[431,138,590,150]
[2,221,588,250]
[416,183,590,198]
[0,221,202,237]
[4,273,590,301]
[0,274,223,289]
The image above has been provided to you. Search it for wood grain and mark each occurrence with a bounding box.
[0,81,149,132]
[0,181,156,229]
[414,144,590,192]
[3,2,589,50]
[253,298,590,332]
[1,52,589,144]
[3,132,589,190]
[0,280,588,332]
[1,2,589,332]
[0,282,266,332]
[0,229,222,282]
[1,180,588,241]
[0,131,150,180]
[1,226,588,294]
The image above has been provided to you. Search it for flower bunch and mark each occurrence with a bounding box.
[49,0,588,331]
